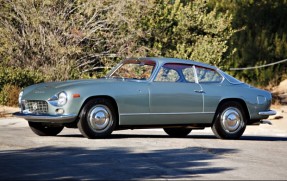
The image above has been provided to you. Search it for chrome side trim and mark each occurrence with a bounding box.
[258,110,276,116]
[12,112,77,123]
[120,112,215,116]
[197,83,205,112]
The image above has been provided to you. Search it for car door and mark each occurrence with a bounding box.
[116,81,151,125]
[195,66,225,122]
[148,63,204,125]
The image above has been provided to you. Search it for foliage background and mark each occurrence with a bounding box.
[0,0,286,106]
[210,0,287,86]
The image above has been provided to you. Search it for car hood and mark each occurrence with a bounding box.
[36,79,105,89]
[32,78,125,89]
[22,78,125,100]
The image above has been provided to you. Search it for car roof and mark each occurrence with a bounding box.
[130,57,217,70]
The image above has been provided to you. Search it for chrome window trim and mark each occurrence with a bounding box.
[193,65,199,84]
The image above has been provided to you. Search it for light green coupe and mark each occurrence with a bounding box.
[13,57,276,139]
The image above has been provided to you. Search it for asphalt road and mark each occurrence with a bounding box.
[0,117,287,180]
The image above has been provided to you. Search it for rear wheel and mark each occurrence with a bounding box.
[163,128,192,138]
[77,98,117,139]
[212,101,247,139]
[28,122,64,136]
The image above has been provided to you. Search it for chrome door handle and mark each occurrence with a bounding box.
[194,90,205,93]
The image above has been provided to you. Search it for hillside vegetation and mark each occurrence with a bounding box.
[0,0,286,106]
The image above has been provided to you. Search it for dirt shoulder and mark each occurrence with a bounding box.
[0,106,19,118]
[270,105,287,119]
[268,105,287,133]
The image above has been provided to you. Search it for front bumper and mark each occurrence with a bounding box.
[258,110,277,116]
[13,112,77,123]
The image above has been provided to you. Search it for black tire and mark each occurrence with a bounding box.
[77,98,117,139]
[163,128,192,138]
[28,122,64,136]
[212,101,247,139]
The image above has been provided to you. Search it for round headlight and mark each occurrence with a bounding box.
[57,92,67,106]
[18,91,23,104]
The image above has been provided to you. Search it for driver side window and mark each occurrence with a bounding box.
[155,68,179,82]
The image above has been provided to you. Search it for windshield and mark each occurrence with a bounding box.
[109,59,156,80]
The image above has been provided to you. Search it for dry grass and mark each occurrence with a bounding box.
[0,84,21,107]
[0,106,18,118]
[0,109,7,118]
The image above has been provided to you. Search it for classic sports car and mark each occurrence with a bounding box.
[13,57,276,139]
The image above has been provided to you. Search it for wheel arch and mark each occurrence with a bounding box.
[212,98,251,124]
[78,95,119,125]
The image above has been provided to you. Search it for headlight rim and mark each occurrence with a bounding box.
[57,91,68,107]
[48,91,68,107]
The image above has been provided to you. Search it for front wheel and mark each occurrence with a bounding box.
[163,128,192,138]
[28,122,64,136]
[77,98,117,139]
[212,101,247,139]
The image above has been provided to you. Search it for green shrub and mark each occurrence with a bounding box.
[0,65,45,106]
[0,65,44,89]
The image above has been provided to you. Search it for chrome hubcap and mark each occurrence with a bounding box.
[87,105,113,133]
[221,107,243,133]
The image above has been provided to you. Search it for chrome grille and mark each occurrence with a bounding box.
[22,100,48,114]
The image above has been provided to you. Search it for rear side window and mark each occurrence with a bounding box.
[196,66,223,83]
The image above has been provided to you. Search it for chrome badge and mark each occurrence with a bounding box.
[32,103,38,111]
